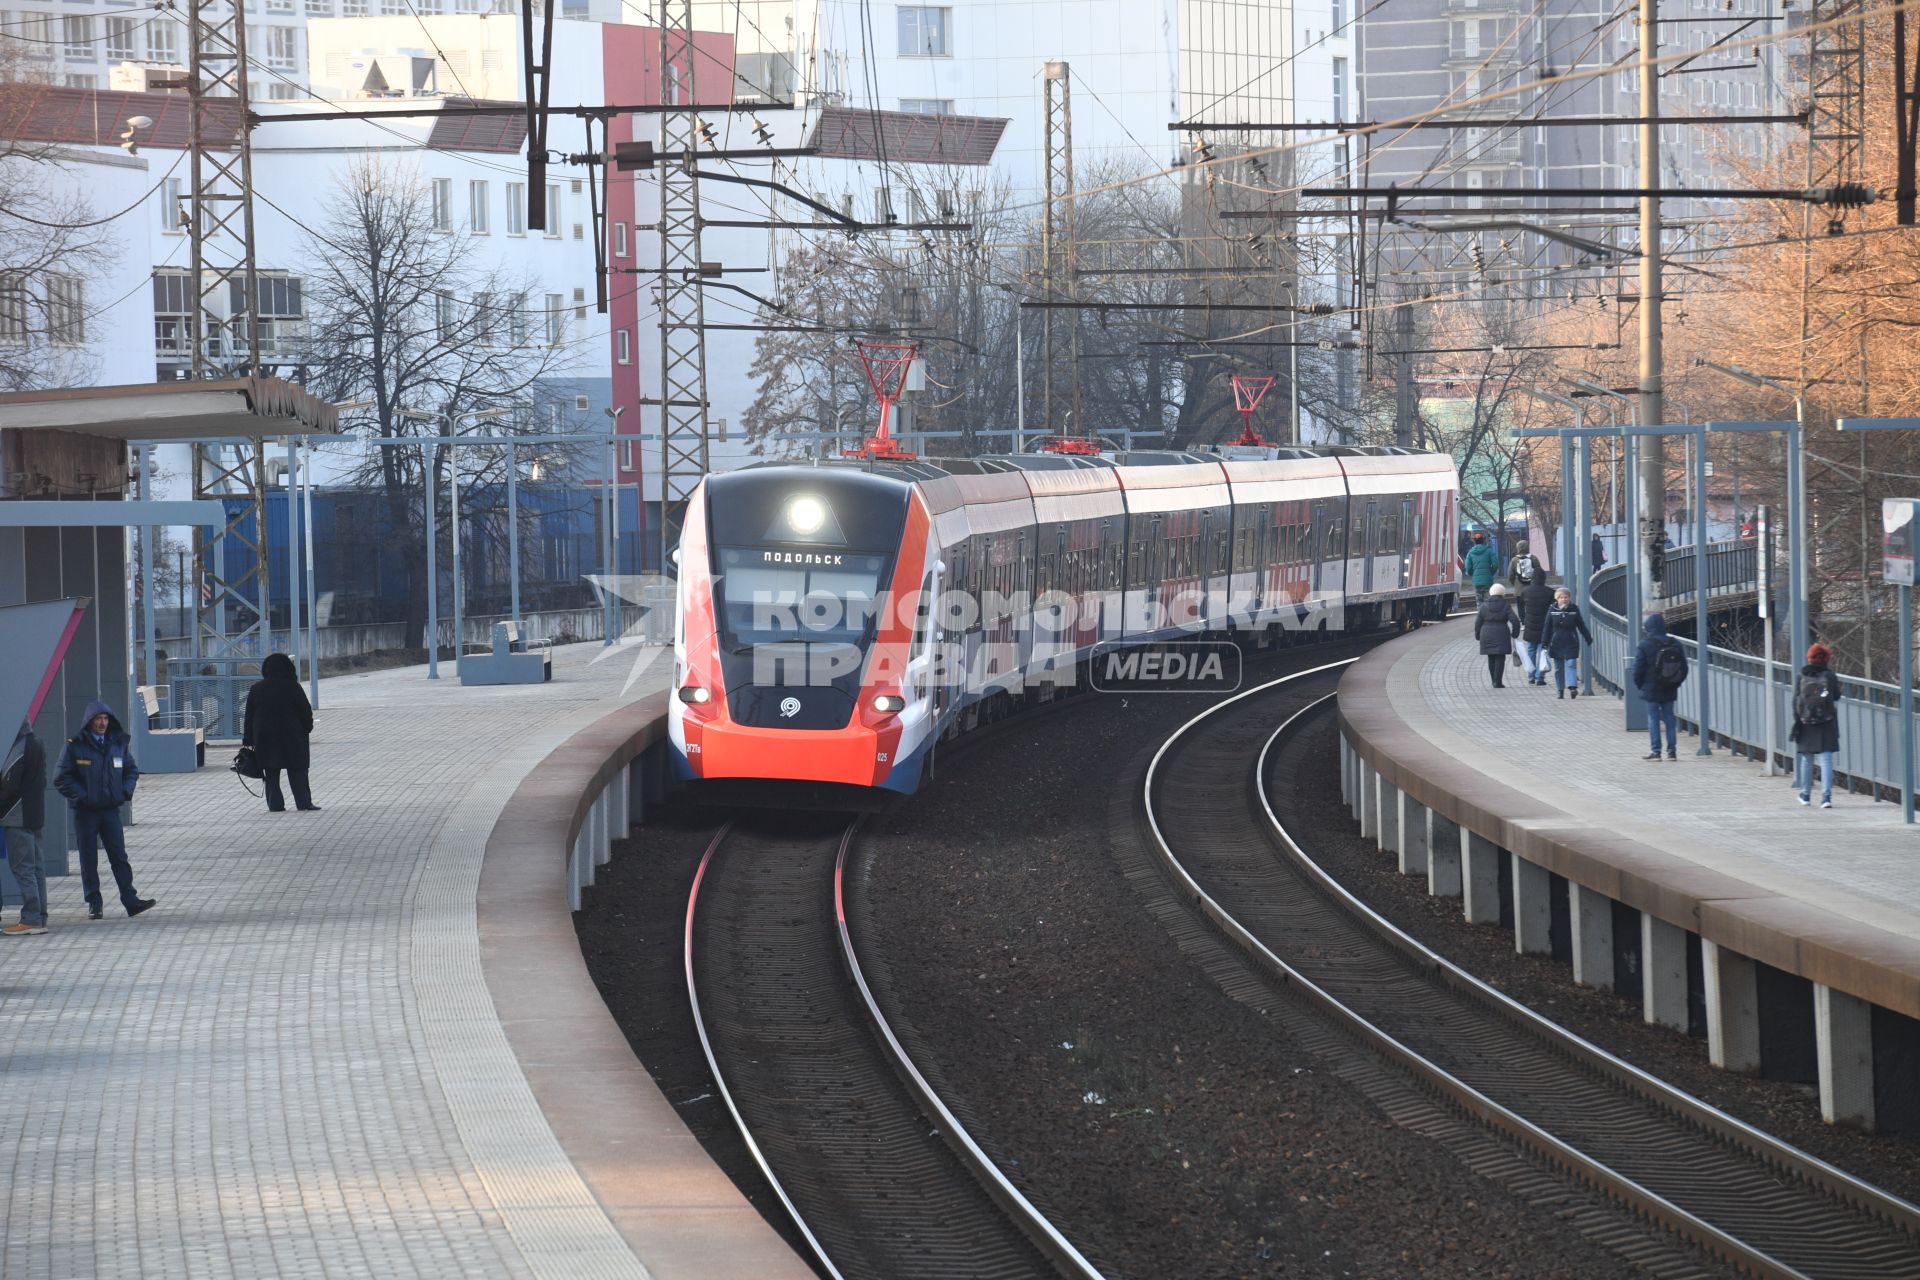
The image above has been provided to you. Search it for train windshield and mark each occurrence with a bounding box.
[712,547,890,650]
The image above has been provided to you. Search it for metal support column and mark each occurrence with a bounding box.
[1625,429,1646,731]
[1577,434,1595,695]
[302,438,319,705]
[1635,0,1667,614]
[655,0,713,565]
[1693,426,1711,754]
[285,436,301,671]
[507,441,522,630]
[1041,60,1081,438]
[139,446,157,689]
[423,441,439,680]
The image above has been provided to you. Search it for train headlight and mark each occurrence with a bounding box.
[871,693,906,713]
[678,685,711,705]
[786,495,828,535]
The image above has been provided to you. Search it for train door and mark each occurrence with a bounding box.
[1400,497,1417,591]
[1311,501,1326,596]
[1360,500,1378,596]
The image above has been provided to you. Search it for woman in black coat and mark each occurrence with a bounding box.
[1539,588,1595,699]
[243,652,318,812]
[1474,584,1521,689]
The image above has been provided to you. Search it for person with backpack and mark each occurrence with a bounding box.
[1464,531,1498,595]
[1540,587,1594,699]
[1517,565,1555,684]
[1791,643,1842,808]
[1630,612,1688,760]
[1506,541,1538,590]
[1474,583,1521,688]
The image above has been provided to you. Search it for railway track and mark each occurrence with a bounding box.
[1143,663,1920,1280]
[685,816,1101,1280]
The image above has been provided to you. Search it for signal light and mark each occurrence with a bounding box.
[871,694,906,713]
[678,686,711,705]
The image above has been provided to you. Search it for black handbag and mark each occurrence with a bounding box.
[232,745,263,780]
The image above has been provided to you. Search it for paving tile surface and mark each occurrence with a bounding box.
[0,642,672,1280]
[1407,626,1920,940]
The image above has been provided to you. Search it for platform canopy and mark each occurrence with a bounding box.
[0,377,338,442]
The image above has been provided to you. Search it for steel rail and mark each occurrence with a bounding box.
[684,820,848,1280]
[1256,694,1920,1242]
[1142,662,1811,1280]
[833,831,1106,1280]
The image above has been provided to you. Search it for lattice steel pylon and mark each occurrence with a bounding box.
[655,0,712,566]
[186,0,269,661]
[1041,60,1083,439]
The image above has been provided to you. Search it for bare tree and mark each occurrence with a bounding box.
[298,159,581,645]
[0,46,110,391]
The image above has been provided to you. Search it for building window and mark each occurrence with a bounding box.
[616,329,631,364]
[469,179,490,233]
[266,82,300,101]
[573,287,586,319]
[266,0,295,12]
[160,177,184,234]
[506,182,525,235]
[544,184,560,237]
[1332,0,1346,30]
[1331,57,1348,122]
[432,177,452,231]
[265,26,297,70]
[0,274,29,346]
[509,291,528,346]
[14,13,54,48]
[63,15,96,60]
[229,274,304,357]
[105,16,139,60]
[342,0,369,15]
[898,98,953,115]
[545,292,564,346]
[473,293,500,346]
[46,275,84,347]
[64,73,99,90]
[435,291,456,341]
[897,6,950,56]
[148,19,178,61]
[152,271,193,358]
[306,0,333,13]
[874,187,894,223]
[613,221,627,256]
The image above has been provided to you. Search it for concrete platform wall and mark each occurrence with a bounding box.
[1338,625,1920,1135]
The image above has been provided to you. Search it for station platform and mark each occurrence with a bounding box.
[1338,621,1920,1134]
[0,641,809,1280]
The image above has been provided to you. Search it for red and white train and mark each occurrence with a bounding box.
[670,445,1460,796]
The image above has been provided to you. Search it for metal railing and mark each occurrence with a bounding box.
[1590,560,1917,800]
[1655,540,1759,601]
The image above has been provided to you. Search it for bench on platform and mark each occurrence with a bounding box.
[131,684,205,773]
[458,621,553,685]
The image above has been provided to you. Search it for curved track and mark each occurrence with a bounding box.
[1144,665,1920,1280]
[685,816,1099,1280]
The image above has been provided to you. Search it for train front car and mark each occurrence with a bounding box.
[670,466,936,800]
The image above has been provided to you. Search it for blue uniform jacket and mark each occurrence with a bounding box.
[53,700,139,812]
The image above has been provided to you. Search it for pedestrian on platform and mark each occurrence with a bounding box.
[1475,583,1520,689]
[1590,531,1607,571]
[1540,588,1594,700]
[52,701,155,920]
[1791,643,1842,809]
[243,652,319,814]
[0,724,49,936]
[1517,566,1555,684]
[1631,612,1686,760]
[1506,541,1539,590]
[1464,531,1498,595]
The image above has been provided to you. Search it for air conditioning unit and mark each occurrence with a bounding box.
[342,51,440,99]
[110,62,189,93]
[574,394,589,411]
